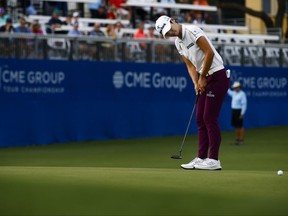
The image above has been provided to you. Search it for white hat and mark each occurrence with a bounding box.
[232,81,241,88]
[73,11,79,17]
[155,15,171,38]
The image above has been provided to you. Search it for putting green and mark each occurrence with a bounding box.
[0,126,287,216]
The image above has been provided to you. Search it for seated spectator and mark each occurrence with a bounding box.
[0,18,15,57]
[133,22,147,49]
[109,0,129,19]
[47,9,65,34]
[0,7,9,26]
[89,0,104,18]
[30,20,44,35]
[90,23,105,37]
[0,18,14,33]
[114,21,124,38]
[105,24,117,38]
[147,25,158,39]
[14,17,33,58]
[89,22,106,60]
[71,11,84,28]
[107,4,118,19]
[26,4,37,15]
[15,17,32,33]
[94,6,107,19]
[193,12,205,24]
[68,23,82,36]
[133,22,147,39]
[63,14,72,26]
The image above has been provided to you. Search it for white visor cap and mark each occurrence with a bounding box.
[155,15,171,38]
[232,81,241,88]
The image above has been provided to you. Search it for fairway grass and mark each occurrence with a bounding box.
[0,126,288,216]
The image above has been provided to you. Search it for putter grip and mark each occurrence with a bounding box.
[195,91,200,104]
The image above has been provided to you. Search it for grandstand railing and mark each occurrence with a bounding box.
[0,33,287,67]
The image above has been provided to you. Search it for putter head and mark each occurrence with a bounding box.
[171,155,182,159]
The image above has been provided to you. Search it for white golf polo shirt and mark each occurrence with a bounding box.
[175,25,224,76]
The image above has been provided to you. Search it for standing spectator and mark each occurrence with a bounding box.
[227,81,247,145]
[155,15,230,170]
[0,7,9,26]
[47,9,65,34]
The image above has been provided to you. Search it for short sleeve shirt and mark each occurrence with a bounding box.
[175,25,224,75]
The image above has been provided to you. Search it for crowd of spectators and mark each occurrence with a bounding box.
[0,0,209,60]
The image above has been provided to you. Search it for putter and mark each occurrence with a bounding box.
[171,92,200,159]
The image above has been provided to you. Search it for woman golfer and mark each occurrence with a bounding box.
[155,16,230,170]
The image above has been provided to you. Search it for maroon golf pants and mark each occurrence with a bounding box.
[196,69,230,160]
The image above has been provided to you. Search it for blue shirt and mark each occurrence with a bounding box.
[227,89,247,115]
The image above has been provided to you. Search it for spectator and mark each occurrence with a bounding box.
[0,7,9,26]
[30,20,44,35]
[133,22,147,39]
[193,13,205,24]
[47,9,65,34]
[15,17,32,33]
[109,0,129,19]
[0,18,14,32]
[0,18,15,57]
[90,23,105,37]
[14,17,33,58]
[25,4,37,16]
[63,14,72,26]
[94,6,107,19]
[71,11,84,28]
[227,81,247,145]
[105,24,117,38]
[147,25,158,39]
[89,0,104,18]
[133,22,147,49]
[89,22,106,60]
[114,21,124,38]
[107,4,118,19]
[68,23,82,36]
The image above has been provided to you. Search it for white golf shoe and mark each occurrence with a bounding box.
[181,157,204,170]
[194,158,222,170]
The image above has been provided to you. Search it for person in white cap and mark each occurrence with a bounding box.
[227,81,247,145]
[155,15,230,170]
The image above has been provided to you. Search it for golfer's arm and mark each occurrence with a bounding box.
[182,56,198,85]
[196,36,214,77]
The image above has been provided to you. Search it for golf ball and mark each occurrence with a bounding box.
[277,170,283,176]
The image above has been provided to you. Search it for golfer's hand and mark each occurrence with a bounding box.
[239,115,244,119]
[198,75,207,94]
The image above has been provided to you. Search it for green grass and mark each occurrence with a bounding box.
[0,126,288,216]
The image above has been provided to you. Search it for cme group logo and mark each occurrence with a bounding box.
[113,71,124,89]
[112,70,187,92]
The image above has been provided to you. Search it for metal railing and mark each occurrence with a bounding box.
[0,33,288,67]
